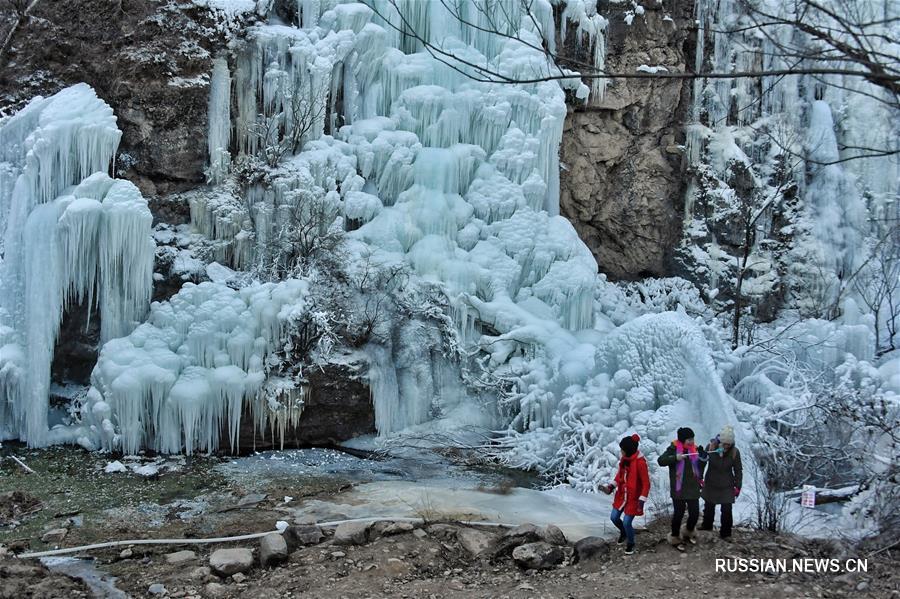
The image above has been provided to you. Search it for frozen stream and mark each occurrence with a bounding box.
[41,557,127,599]
[216,446,619,542]
[214,446,849,542]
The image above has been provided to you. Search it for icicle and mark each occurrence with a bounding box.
[0,86,153,447]
[207,57,232,184]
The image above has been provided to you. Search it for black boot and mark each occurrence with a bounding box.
[612,520,626,544]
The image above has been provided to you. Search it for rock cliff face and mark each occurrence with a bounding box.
[559,1,693,279]
[234,365,375,453]
[0,0,236,195]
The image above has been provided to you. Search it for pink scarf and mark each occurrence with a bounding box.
[675,440,702,496]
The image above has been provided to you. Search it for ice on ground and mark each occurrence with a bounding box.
[41,558,127,599]
[103,460,127,474]
[291,480,617,542]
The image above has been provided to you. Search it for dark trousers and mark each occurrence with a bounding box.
[671,498,699,537]
[701,502,733,537]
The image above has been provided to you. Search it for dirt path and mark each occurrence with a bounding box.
[8,518,893,599]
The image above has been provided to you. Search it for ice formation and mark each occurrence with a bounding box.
[0,85,154,446]
[79,280,309,454]
[110,0,738,470]
[683,0,897,410]
[206,57,233,184]
[4,3,891,510]
[686,0,897,273]
[501,309,744,492]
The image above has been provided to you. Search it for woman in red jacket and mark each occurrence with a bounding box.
[602,434,651,555]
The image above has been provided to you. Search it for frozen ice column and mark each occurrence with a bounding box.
[0,85,153,446]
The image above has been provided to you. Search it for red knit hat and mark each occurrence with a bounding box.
[619,434,640,456]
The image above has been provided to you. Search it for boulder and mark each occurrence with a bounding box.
[539,525,568,546]
[573,536,611,563]
[209,548,254,577]
[284,524,325,549]
[165,550,197,565]
[204,582,227,597]
[370,520,415,539]
[147,583,167,595]
[512,542,564,570]
[490,523,542,557]
[41,528,68,544]
[186,566,211,581]
[333,521,371,545]
[259,533,288,568]
[506,523,540,537]
[456,528,494,557]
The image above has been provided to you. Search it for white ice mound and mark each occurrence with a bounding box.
[0,85,151,447]
[80,279,309,455]
[502,311,743,492]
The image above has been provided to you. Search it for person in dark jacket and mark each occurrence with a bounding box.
[658,426,707,548]
[700,425,743,540]
[601,434,650,555]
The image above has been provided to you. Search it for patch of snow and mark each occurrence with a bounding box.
[104,461,127,474]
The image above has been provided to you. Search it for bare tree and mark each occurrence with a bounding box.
[853,224,900,353]
[363,0,900,97]
[737,0,900,103]
[248,192,343,280]
[751,361,900,539]
[729,174,799,349]
[246,88,326,168]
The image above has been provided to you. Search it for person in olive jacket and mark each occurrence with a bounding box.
[700,425,743,540]
[658,427,707,548]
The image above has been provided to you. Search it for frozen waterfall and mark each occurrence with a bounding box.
[78,0,744,468]
[0,85,154,446]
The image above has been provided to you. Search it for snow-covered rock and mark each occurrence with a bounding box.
[456,528,494,556]
[103,461,127,474]
[165,550,198,565]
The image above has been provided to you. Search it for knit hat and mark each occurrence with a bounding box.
[619,433,640,457]
[677,427,695,443]
[719,425,735,445]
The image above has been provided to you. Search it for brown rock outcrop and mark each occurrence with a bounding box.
[560,2,693,279]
